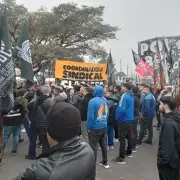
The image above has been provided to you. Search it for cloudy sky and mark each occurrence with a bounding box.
[16,0,180,73]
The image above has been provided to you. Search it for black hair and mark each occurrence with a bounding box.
[84,87,93,94]
[114,85,121,92]
[123,83,132,90]
[73,85,81,92]
[160,96,176,111]
[132,86,140,94]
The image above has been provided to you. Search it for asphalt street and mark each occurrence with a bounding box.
[0,124,160,180]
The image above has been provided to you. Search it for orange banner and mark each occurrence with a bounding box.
[55,60,107,81]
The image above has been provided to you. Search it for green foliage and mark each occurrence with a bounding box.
[0,0,119,63]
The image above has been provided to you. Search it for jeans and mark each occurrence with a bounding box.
[88,128,107,163]
[138,117,154,142]
[158,164,180,180]
[81,121,88,142]
[132,117,138,148]
[118,122,133,158]
[3,126,20,153]
[28,123,37,157]
[107,125,114,146]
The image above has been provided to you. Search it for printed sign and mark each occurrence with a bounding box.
[55,60,107,81]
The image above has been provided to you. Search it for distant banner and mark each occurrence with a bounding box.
[55,60,107,81]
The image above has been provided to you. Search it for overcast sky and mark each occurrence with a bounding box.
[16,0,180,73]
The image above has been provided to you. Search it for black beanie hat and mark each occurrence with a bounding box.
[47,102,81,143]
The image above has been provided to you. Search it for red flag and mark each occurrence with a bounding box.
[135,59,153,77]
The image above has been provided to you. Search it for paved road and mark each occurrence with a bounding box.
[0,125,160,180]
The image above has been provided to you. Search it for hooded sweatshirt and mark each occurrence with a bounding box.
[157,111,180,169]
[116,91,134,122]
[86,85,108,130]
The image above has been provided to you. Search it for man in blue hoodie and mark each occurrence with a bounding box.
[113,83,134,164]
[137,84,155,145]
[87,85,109,170]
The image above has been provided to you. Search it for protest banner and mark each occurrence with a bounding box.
[55,60,107,81]
[138,36,180,85]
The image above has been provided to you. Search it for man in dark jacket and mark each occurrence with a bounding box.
[79,87,94,142]
[53,86,67,103]
[158,96,180,180]
[13,102,95,180]
[35,85,54,153]
[73,85,84,109]
[3,93,27,156]
[105,89,118,150]
[113,85,122,141]
[25,88,42,160]
[132,86,140,152]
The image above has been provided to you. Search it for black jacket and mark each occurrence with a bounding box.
[13,137,95,180]
[73,92,83,110]
[35,95,54,128]
[157,111,180,169]
[133,94,140,117]
[3,97,27,126]
[79,93,94,121]
[106,95,118,125]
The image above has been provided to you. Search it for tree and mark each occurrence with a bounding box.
[0,1,119,64]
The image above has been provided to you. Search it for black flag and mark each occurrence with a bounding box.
[132,49,140,65]
[13,22,33,82]
[0,7,14,116]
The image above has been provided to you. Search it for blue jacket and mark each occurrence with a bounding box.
[116,91,134,122]
[142,93,155,117]
[86,85,108,130]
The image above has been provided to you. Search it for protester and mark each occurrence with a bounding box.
[73,85,84,109]
[157,96,180,180]
[106,89,118,150]
[87,85,109,169]
[53,85,67,103]
[113,83,134,164]
[137,84,155,145]
[13,102,95,180]
[24,87,35,103]
[113,85,122,142]
[16,88,30,142]
[132,86,140,152]
[3,90,27,156]
[25,87,42,160]
[158,86,172,101]
[105,89,118,150]
[34,85,54,153]
[69,88,75,104]
[114,85,122,100]
[79,87,94,142]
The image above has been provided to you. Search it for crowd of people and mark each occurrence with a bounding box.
[1,81,180,180]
